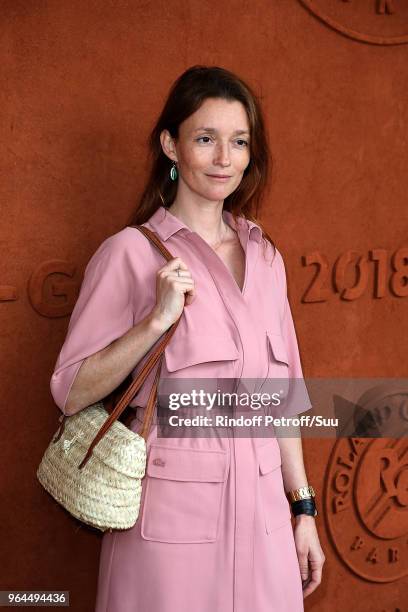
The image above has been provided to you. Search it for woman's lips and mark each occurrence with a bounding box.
[206,174,232,181]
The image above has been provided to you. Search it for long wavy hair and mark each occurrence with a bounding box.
[127,65,276,259]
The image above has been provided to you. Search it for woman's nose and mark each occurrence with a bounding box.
[214,143,231,166]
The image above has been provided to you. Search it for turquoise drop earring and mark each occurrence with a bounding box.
[170,161,178,181]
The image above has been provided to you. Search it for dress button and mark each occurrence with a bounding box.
[152,457,166,467]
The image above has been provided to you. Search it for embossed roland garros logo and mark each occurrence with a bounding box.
[325,437,408,582]
[298,0,408,45]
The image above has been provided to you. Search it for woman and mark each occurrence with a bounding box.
[50,65,325,612]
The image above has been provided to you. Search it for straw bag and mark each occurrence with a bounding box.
[37,225,181,532]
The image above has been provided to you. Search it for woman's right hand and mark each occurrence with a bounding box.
[150,257,196,331]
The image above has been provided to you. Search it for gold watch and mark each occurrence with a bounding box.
[287,484,316,503]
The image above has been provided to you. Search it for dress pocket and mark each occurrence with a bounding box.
[266,331,290,369]
[259,331,290,400]
[163,333,239,379]
[257,441,292,534]
[140,444,229,543]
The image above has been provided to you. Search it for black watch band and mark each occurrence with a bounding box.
[291,498,318,517]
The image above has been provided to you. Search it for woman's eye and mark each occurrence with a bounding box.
[196,136,249,147]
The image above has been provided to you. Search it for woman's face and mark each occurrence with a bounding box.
[162,97,251,203]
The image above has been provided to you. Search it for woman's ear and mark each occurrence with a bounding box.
[160,129,178,163]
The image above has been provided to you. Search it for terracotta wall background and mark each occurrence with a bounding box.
[1,1,407,610]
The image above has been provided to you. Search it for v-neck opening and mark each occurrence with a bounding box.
[197,220,249,297]
[163,206,249,297]
[213,212,248,296]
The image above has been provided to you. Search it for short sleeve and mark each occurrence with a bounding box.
[50,231,136,415]
[277,250,313,418]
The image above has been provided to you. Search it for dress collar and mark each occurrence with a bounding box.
[146,205,262,243]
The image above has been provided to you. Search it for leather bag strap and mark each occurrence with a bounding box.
[54,224,182,469]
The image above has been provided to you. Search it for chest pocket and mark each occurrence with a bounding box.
[257,441,292,534]
[259,331,290,400]
[266,331,290,370]
[163,333,240,379]
[140,444,229,543]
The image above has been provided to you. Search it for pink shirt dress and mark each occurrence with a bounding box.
[50,205,312,612]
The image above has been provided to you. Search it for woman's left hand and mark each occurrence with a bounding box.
[293,514,326,598]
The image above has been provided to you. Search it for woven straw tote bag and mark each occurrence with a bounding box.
[37,225,181,532]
